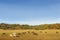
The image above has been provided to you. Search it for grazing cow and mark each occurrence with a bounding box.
[10,32,16,37]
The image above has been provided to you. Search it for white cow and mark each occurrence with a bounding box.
[10,32,16,37]
[10,34,13,37]
[12,32,16,37]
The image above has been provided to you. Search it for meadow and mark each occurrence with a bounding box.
[0,30,60,40]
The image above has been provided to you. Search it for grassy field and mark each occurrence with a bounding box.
[0,29,60,40]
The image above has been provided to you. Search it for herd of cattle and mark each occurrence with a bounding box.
[1,31,59,38]
[1,31,39,38]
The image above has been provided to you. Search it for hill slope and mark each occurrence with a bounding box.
[0,23,60,30]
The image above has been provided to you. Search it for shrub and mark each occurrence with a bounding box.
[2,33,7,36]
[45,32,47,33]
[17,33,21,35]
[32,31,38,35]
[22,32,26,35]
[27,31,30,33]
[56,31,59,34]
[16,35,20,37]
[40,31,42,33]
[2,33,6,35]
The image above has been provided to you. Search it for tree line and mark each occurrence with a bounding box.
[0,23,60,30]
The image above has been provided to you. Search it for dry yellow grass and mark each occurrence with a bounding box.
[0,29,60,40]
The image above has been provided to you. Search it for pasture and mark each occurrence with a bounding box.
[0,30,60,40]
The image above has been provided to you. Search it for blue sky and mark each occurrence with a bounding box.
[0,0,60,25]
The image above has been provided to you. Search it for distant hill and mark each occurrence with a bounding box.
[0,23,60,30]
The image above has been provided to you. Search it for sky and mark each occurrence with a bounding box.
[0,0,60,25]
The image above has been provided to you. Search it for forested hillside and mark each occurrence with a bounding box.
[0,23,60,30]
